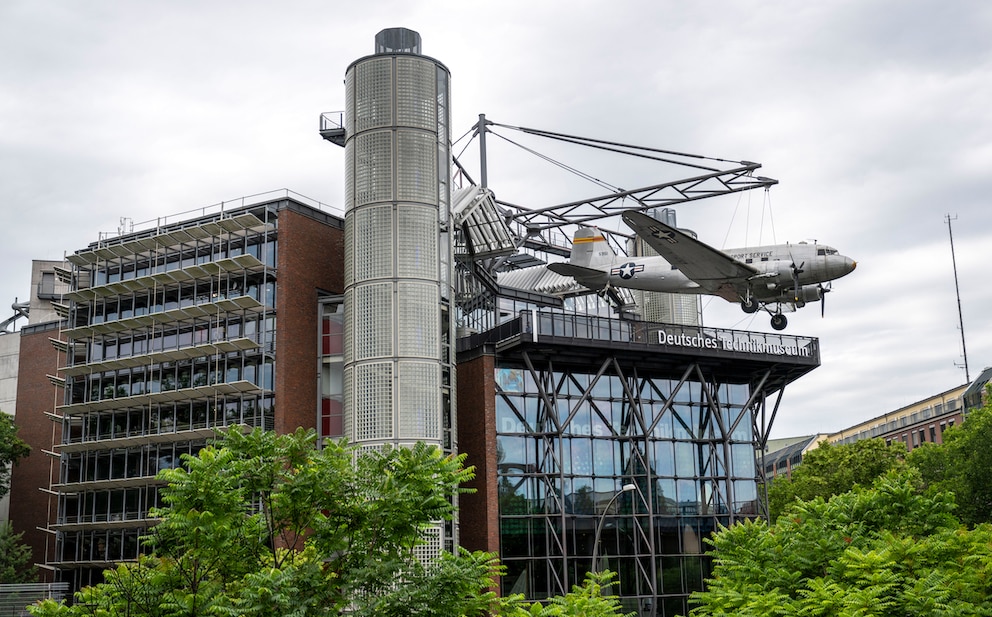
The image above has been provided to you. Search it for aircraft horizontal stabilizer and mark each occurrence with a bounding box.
[547,262,604,279]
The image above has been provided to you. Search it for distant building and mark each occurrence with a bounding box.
[829,383,973,451]
[764,368,992,478]
[2,260,68,524]
[762,434,828,480]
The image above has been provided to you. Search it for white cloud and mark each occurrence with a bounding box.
[2,0,991,438]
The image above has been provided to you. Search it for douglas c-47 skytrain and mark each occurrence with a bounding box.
[547,210,856,330]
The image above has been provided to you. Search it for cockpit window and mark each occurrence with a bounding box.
[817,248,838,256]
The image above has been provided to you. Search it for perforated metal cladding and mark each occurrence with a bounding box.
[395,57,436,130]
[343,288,355,364]
[344,65,356,135]
[344,219,354,288]
[413,524,443,563]
[356,443,386,458]
[354,131,393,206]
[396,131,437,203]
[397,281,438,357]
[354,362,393,440]
[343,364,353,438]
[397,205,438,280]
[353,283,393,359]
[344,140,355,212]
[352,58,392,133]
[353,205,394,282]
[398,361,440,439]
[435,65,450,219]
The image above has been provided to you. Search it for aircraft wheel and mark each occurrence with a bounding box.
[770,314,788,331]
[741,297,760,314]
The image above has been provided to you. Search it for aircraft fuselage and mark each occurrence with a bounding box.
[578,241,855,301]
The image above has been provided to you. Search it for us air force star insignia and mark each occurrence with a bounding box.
[610,262,644,280]
[651,228,678,244]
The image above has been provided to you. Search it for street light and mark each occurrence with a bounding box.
[591,483,636,573]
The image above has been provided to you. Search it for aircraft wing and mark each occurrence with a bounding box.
[621,210,758,301]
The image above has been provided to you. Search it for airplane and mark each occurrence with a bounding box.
[546,210,856,330]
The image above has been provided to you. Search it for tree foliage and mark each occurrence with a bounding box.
[501,571,633,617]
[0,410,31,499]
[0,521,38,583]
[28,428,629,617]
[691,469,992,616]
[29,428,503,617]
[908,397,992,527]
[767,438,904,519]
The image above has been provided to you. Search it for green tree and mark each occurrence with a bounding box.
[501,571,633,617]
[0,410,31,499]
[691,469,992,616]
[29,428,505,617]
[908,398,992,527]
[767,438,904,519]
[0,521,38,583]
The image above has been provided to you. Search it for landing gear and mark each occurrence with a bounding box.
[740,296,760,314]
[770,313,788,331]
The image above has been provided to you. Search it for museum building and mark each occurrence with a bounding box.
[7,28,824,617]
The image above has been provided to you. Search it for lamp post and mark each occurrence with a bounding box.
[591,483,637,573]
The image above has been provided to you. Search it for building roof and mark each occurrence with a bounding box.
[962,366,992,402]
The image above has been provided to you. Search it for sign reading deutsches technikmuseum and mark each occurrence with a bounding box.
[656,328,814,358]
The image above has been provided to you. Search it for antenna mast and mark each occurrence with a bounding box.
[945,214,970,382]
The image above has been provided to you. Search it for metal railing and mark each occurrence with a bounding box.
[0,583,70,616]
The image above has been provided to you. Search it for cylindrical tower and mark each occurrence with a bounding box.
[342,28,456,552]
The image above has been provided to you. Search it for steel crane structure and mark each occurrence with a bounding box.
[450,115,779,322]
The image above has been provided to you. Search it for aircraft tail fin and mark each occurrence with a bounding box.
[569,227,614,268]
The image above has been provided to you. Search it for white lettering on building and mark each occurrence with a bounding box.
[656,330,812,357]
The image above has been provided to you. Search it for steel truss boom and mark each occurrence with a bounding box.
[471,120,778,234]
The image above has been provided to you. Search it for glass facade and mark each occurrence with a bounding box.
[495,366,755,616]
[53,205,279,588]
[470,310,819,617]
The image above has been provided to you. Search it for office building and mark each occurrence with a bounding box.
[33,194,343,589]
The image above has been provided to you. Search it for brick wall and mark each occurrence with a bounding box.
[273,207,344,435]
[9,323,62,580]
[456,352,500,555]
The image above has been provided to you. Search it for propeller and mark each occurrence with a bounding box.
[790,260,804,302]
[819,282,831,317]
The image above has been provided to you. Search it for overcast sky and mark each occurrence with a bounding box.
[3,0,991,438]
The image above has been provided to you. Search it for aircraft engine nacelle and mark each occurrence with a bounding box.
[779,285,823,307]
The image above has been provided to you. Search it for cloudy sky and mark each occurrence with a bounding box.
[3,0,991,437]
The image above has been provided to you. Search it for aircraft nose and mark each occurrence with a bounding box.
[829,256,857,279]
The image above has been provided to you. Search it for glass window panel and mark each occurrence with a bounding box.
[570,438,593,477]
[497,396,526,434]
[497,435,531,469]
[592,439,616,476]
[674,442,696,477]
